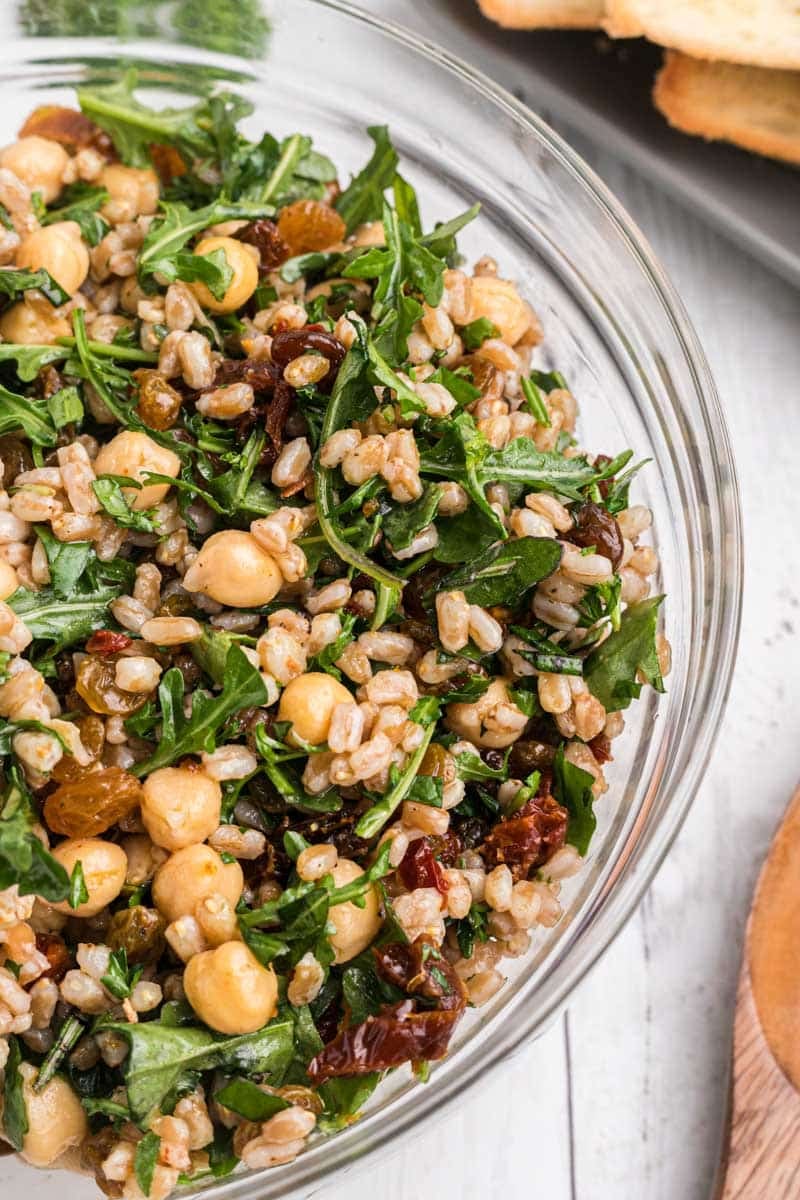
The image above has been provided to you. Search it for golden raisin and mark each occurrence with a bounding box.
[44,766,144,838]
[50,715,105,783]
[106,906,166,965]
[419,743,449,778]
[133,369,183,432]
[276,200,346,257]
[75,655,151,717]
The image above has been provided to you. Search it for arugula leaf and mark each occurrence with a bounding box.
[47,385,83,429]
[0,766,69,902]
[520,374,551,426]
[0,343,68,382]
[420,415,630,506]
[318,1073,382,1134]
[143,246,233,301]
[454,902,489,960]
[34,528,92,598]
[105,1017,295,1124]
[393,174,422,236]
[603,459,650,516]
[426,364,480,408]
[70,308,137,428]
[68,861,89,910]
[383,484,441,554]
[509,624,583,676]
[316,323,404,596]
[93,476,158,533]
[134,1132,161,1197]
[0,267,69,307]
[101,947,142,1001]
[3,1037,28,1151]
[9,548,126,655]
[0,382,59,446]
[461,317,499,351]
[455,748,509,782]
[132,645,269,776]
[355,723,437,838]
[308,612,357,680]
[335,126,399,233]
[137,199,271,289]
[434,506,501,565]
[552,745,596,856]
[78,69,213,168]
[584,596,665,712]
[214,1078,288,1121]
[420,203,481,259]
[438,537,562,609]
[43,182,109,245]
[440,676,493,703]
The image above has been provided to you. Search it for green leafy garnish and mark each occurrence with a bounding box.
[584,596,665,711]
[101,947,143,1001]
[335,125,399,233]
[214,1078,289,1122]
[68,861,89,910]
[461,317,499,351]
[104,1017,295,1124]
[2,1036,28,1151]
[132,645,269,776]
[437,537,562,609]
[134,1132,161,1197]
[552,746,596,856]
[0,267,69,307]
[0,766,70,901]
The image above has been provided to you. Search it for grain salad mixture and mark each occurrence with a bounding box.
[0,74,668,1197]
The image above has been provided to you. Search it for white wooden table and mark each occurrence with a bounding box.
[5,6,800,1200]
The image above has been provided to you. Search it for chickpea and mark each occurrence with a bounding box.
[182,530,283,608]
[446,678,523,750]
[0,559,19,599]
[93,430,180,510]
[0,295,70,344]
[467,276,531,347]
[16,221,89,295]
[189,236,258,315]
[184,940,278,1034]
[278,672,354,747]
[0,136,68,204]
[152,844,243,924]
[141,766,221,851]
[50,838,127,917]
[327,858,381,964]
[17,1063,88,1167]
[99,163,159,222]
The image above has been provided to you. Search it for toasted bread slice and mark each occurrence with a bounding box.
[654,51,800,166]
[477,0,605,29]
[604,0,800,70]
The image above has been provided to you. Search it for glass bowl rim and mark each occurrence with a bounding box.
[1,2,743,1194]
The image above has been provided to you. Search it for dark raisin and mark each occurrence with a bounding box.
[568,502,623,569]
[234,219,289,271]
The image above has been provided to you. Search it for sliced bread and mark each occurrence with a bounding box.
[654,50,800,166]
[476,0,605,29]
[604,0,800,70]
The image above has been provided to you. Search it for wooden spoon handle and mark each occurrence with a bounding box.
[716,959,800,1198]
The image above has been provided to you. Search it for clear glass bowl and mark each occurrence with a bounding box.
[0,2,742,1196]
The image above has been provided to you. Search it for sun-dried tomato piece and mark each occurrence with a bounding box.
[19,105,114,157]
[133,368,183,431]
[85,631,133,656]
[276,199,346,256]
[374,937,466,1012]
[264,378,293,456]
[398,838,448,896]
[234,219,289,271]
[568,501,623,569]
[44,766,144,838]
[34,931,73,982]
[307,1000,463,1083]
[481,793,568,880]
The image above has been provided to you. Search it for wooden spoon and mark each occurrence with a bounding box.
[716,786,800,1198]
